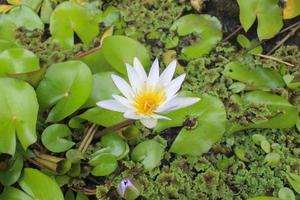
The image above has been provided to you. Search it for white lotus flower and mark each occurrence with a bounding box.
[96,58,200,128]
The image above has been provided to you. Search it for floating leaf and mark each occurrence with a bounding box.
[0,15,17,41]
[100,35,150,75]
[170,14,222,59]
[283,0,300,19]
[83,72,120,108]
[49,1,99,49]
[237,0,283,40]
[92,133,129,160]
[247,197,279,200]
[79,107,124,127]
[224,61,285,90]
[0,187,33,200]
[228,91,298,134]
[0,40,17,53]
[0,48,40,75]
[278,187,295,200]
[131,140,164,171]
[287,172,300,194]
[8,5,44,31]
[0,78,38,155]
[0,154,23,185]
[156,94,226,156]
[19,168,64,200]
[89,153,118,176]
[41,124,75,153]
[40,0,53,24]
[37,61,92,122]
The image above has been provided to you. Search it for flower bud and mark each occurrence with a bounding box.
[117,179,140,200]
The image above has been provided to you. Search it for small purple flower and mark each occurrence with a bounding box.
[117,178,140,200]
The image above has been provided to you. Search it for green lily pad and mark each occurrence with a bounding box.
[0,40,17,53]
[227,91,298,134]
[247,197,279,200]
[92,133,128,160]
[161,94,227,156]
[0,78,38,155]
[0,15,17,42]
[237,0,283,40]
[89,153,118,176]
[83,72,120,108]
[41,124,75,153]
[278,187,295,200]
[100,35,150,75]
[37,61,92,122]
[0,187,33,200]
[0,48,40,75]
[131,140,165,171]
[170,14,222,59]
[9,5,44,30]
[18,168,64,200]
[79,107,124,127]
[223,61,284,90]
[0,154,23,186]
[40,0,53,24]
[287,172,300,194]
[49,1,99,49]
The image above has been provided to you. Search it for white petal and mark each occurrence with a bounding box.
[96,100,128,112]
[152,114,171,120]
[111,74,133,99]
[112,94,133,108]
[165,74,186,100]
[140,118,158,128]
[126,64,143,92]
[147,58,159,89]
[157,97,200,112]
[159,60,177,87]
[133,57,147,80]
[124,111,142,119]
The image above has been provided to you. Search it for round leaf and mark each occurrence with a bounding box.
[89,153,118,176]
[223,61,284,90]
[0,78,38,155]
[0,187,33,200]
[79,107,124,127]
[92,133,128,159]
[18,168,64,200]
[8,5,44,31]
[167,94,227,156]
[0,15,17,41]
[0,155,23,186]
[83,72,120,108]
[37,61,92,122]
[50,1,99,49]
[278,187,295,200]
[283,0,300,19]
[171,14,222,59]
[100,35,150,75]
[0,48,40,75]
[237,0,283,40]
[131,140,164,171]
[41,124,75,153]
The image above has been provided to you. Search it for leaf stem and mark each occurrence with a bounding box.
[94,119,135,139]
[254,53,295,67]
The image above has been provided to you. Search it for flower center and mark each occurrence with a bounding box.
[134,89,166,115]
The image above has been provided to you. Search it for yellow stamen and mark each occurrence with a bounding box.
[134,88,166,115]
